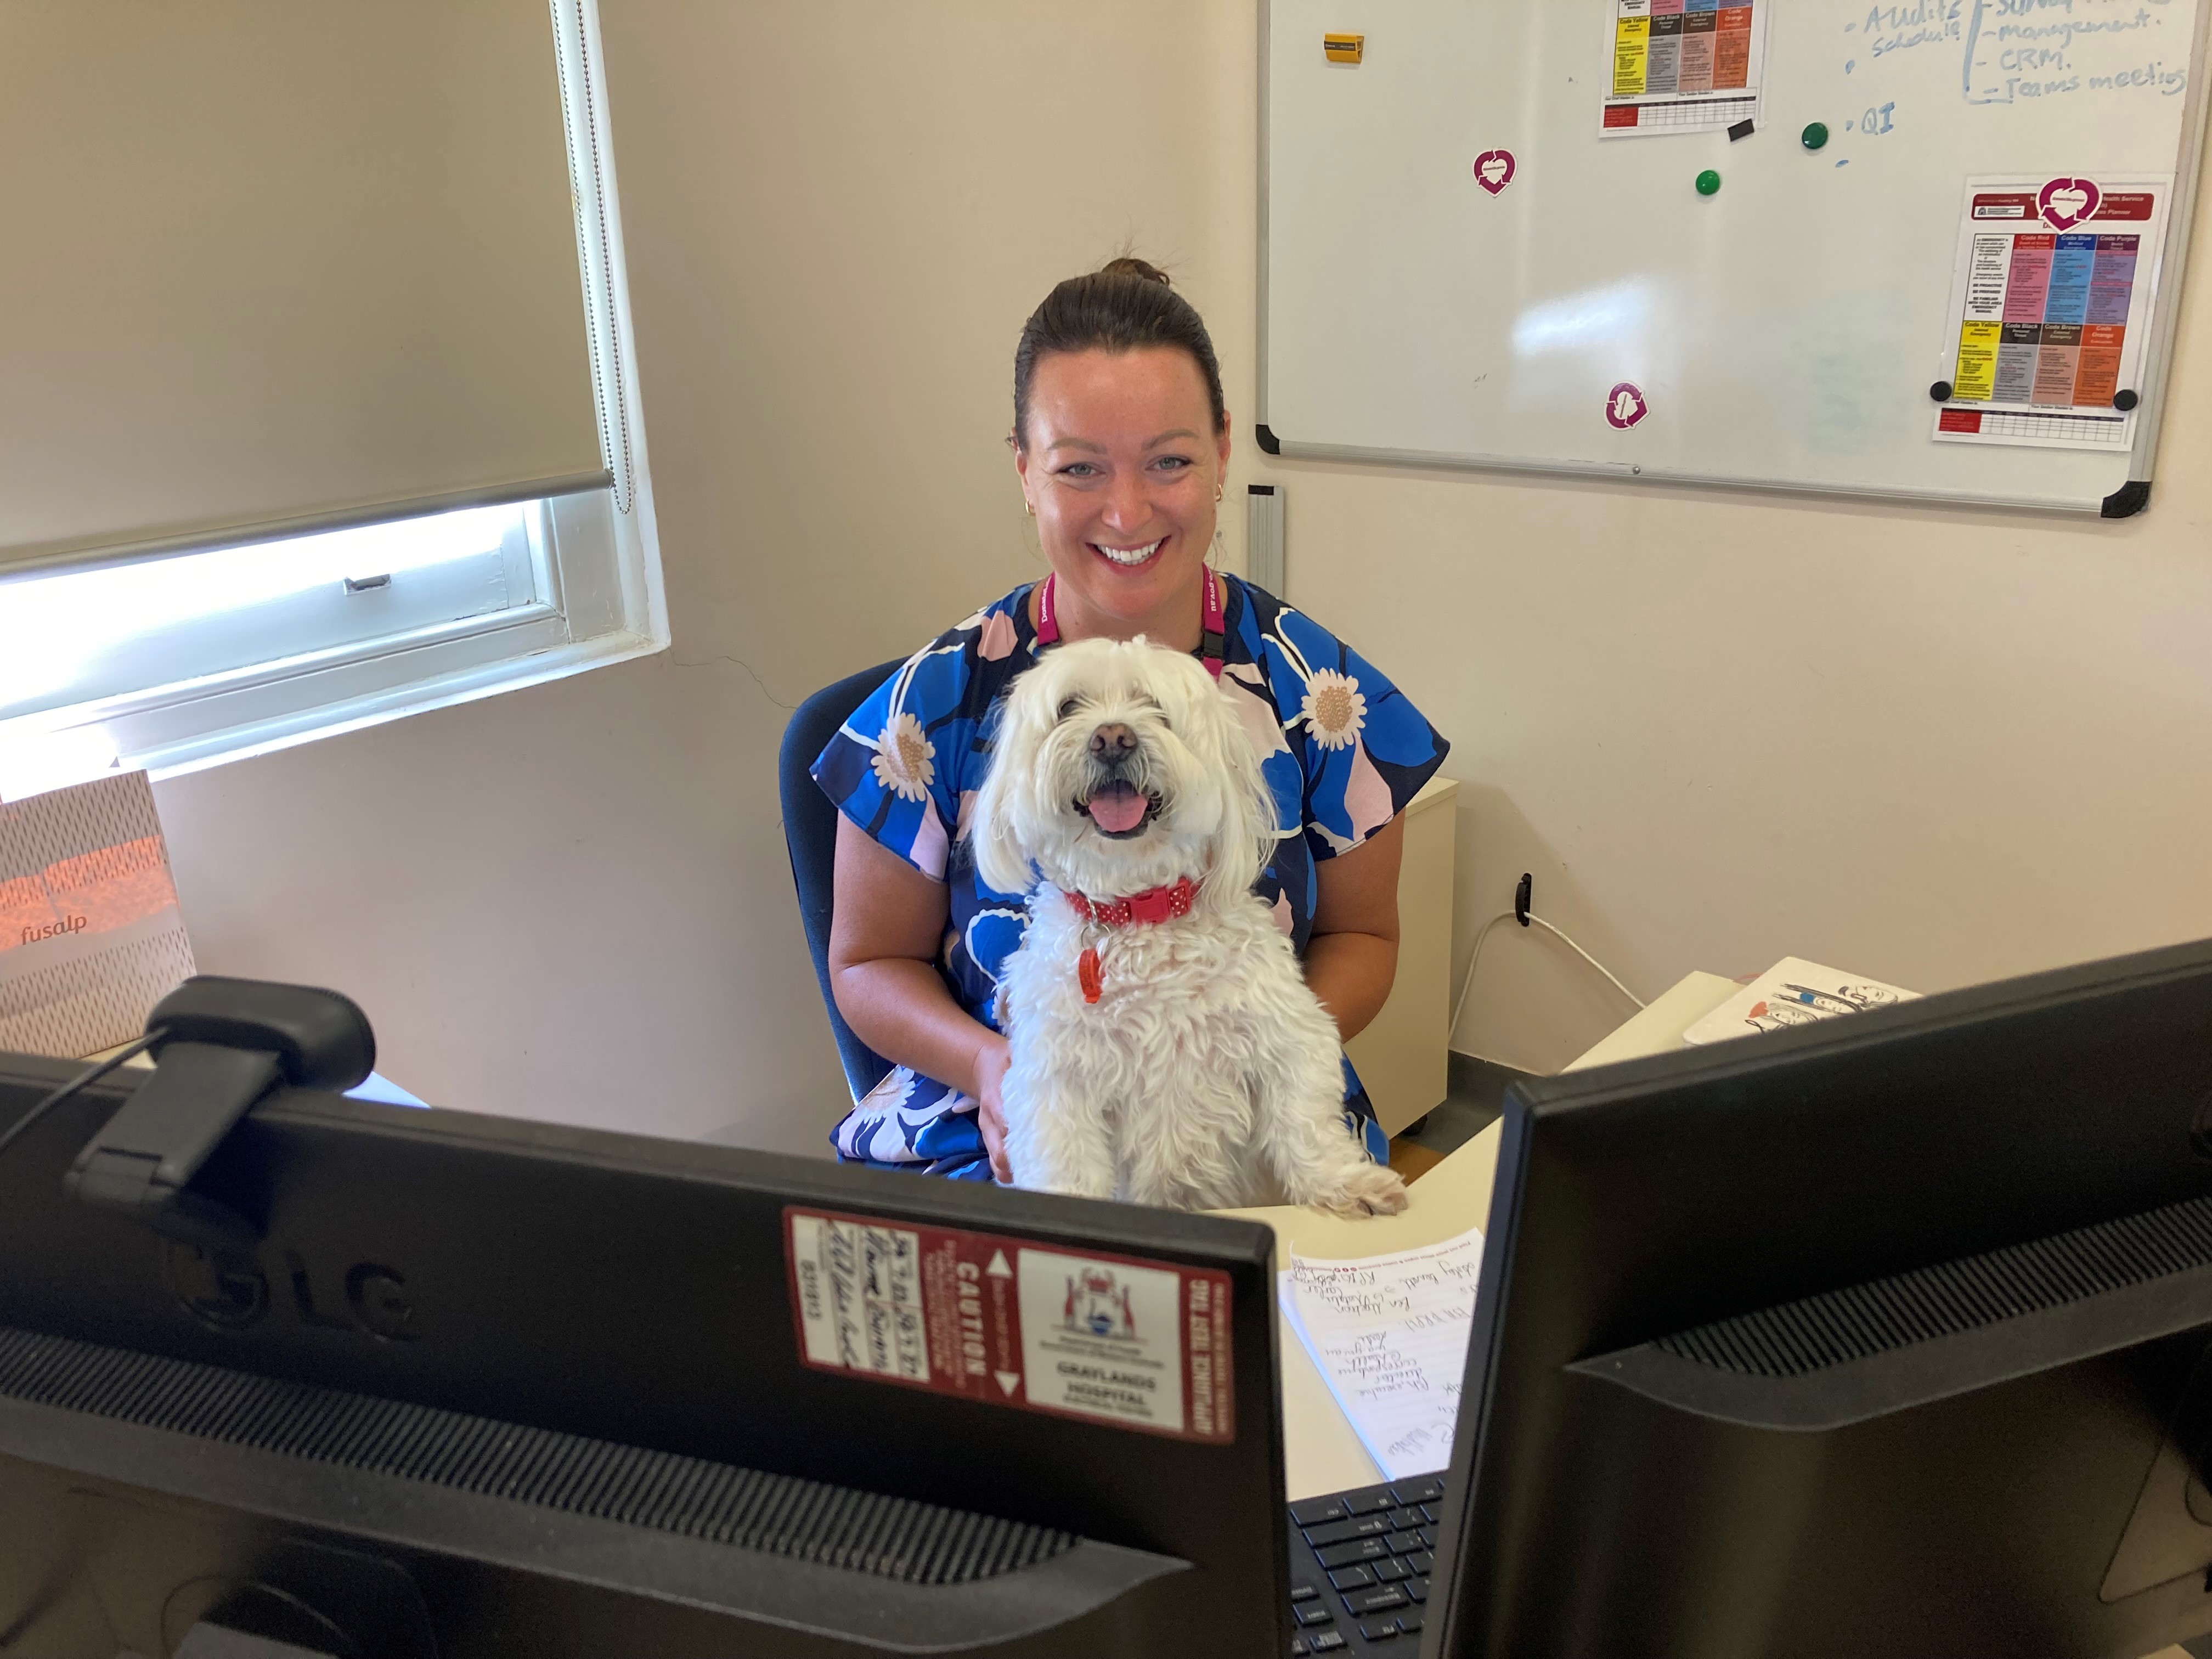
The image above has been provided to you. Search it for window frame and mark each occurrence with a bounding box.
[0,503,549,725]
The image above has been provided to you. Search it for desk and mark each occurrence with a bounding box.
[1224,975,2194,1659]
[90,1040,427,1109]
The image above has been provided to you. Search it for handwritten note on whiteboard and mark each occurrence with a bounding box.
[1280,1225,1485,1482]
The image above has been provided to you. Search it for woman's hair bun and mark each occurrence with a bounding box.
[1098,255,1173,289]
[1012,252,1224,445]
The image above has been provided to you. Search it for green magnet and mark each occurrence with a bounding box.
[1696,168,1722,196]
[1802,121,1830,150]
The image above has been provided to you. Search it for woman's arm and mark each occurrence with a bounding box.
[1304,814,1406,1044]
[827,816,1014,1177]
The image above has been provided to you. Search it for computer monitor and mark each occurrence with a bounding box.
[1432,935,2212,1659]
[0,1034,1291,1657]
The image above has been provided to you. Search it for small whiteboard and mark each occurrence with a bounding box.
[1259,0,2212,514]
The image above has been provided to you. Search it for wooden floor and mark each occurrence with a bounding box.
[1388,1136,1448,1184]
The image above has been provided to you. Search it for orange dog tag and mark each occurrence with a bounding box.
[1079,947,1104,1005]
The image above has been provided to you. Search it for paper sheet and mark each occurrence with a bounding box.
[1931,176,2173,450]
[1281,1225,1484,1482]
[1602,0,1769,138]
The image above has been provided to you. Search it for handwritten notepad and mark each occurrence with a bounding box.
[1280,1225,1485,1482]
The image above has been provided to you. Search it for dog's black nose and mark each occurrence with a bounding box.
[1089,723,1137,764]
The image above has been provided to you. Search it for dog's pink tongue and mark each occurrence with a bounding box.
[1086,781,1147,833]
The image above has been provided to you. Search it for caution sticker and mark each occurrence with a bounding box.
[783,1207,1235,1444]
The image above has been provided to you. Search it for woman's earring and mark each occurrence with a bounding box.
[1215,485,1224,504]
[1025,501,1036,517]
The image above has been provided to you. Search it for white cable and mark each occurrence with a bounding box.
[1527,915,1646,1011]
[1446,910,1518,1049]
[1446,907,1646,1049]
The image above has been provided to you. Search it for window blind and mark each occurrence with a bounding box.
[0,1,611,582]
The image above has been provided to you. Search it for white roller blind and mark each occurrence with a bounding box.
[0,1,610,580]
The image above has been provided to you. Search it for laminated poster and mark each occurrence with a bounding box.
[1604,0,1768,137]
[0,772,198,1058]
[1932,176,2173,450]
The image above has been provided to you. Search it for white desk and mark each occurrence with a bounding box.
[1223,973,2192,1659]
[90,1040,427,1108]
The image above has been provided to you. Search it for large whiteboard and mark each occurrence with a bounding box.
[1259,0,2212,514]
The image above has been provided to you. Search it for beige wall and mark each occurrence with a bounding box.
[150,2,2212,1143]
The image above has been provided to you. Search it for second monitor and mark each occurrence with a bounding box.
[1426,935,2212,1659]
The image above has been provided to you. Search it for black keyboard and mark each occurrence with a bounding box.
[1283,1474,1445,1654]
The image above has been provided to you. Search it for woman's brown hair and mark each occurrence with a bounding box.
[1012,257,1228,448]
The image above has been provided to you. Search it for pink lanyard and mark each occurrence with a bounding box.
[1033,568,1226,679]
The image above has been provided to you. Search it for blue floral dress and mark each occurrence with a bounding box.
[810,574,1449,1181]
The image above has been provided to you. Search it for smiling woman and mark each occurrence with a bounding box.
[808,258,1450,1193]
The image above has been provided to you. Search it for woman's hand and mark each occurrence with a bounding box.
[972,1034,1014,1183]
[831,819,1013,1180]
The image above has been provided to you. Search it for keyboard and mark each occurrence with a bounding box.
[1283,1474,1445,1654]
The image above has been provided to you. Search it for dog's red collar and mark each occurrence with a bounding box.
[1067,878,1196,1005]
[1066,877,1197,929]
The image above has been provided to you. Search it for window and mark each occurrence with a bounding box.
[0,487,654,799]
[0,0,664,802]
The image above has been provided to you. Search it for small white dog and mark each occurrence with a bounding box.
[973,636,1409,1217]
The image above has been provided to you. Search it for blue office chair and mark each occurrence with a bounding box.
[778,658,904,1103]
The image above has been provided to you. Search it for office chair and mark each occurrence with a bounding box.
[778,658,904,1103]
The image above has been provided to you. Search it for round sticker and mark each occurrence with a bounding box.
[1605,382,1649,430]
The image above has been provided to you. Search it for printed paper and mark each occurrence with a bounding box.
[0,772,197,1058]
[1932,176,2172,450]
[1282,1225,1484,1481]
[1017,1248,1188,1435]
[1604,0,1768,137]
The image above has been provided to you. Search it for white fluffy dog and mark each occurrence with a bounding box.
[973,636,1410,1217]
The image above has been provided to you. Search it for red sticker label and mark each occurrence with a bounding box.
[1939,408,1983,433]
[783,1207,1235,1443]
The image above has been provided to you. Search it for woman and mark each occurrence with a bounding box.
[812,258,1448,1184]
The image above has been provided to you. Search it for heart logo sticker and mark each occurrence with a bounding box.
[1605,382,1649,430]
[1472,149,1517,195]
[2038,176,2103,231]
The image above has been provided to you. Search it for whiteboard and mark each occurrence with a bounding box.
[1259,0,2212,514]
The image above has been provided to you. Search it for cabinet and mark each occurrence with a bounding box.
[1344,774,1458,1137]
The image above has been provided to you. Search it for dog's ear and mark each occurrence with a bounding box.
[1178,661,1281,909]
[972,668,1045,897]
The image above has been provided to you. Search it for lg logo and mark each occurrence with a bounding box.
[163,1240,416,1342]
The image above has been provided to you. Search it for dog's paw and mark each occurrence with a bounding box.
[1314,1164,1410,1220]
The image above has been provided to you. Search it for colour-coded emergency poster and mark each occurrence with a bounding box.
[1932,177,2171,450]
[1603,0,1767,137]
